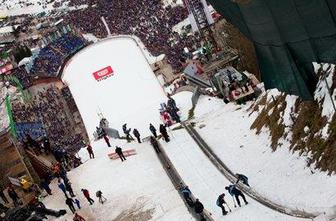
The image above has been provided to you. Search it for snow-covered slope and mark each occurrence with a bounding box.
[161,129,306,221]
[62,37,167,138]
[193,95,336,214]
[43,139,194,221]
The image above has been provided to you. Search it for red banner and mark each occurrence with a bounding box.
[93,66,114,81]
[0,63,14,75]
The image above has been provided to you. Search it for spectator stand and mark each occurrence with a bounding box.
[15,121,46,142]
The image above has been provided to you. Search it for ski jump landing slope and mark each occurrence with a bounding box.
[62,36,166,138]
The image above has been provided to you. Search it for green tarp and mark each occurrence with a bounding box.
[208,0,336,100]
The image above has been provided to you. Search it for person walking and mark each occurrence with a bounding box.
[225,185,248,207]
[58,181,68,198]
[81,189,94,205]
[115,146,126,162]
[40,179,52,195]
[216,193,228,215]
[73,213,86,221]
[149,136,161,153]
[65,197,76,214]
[133,129,141,143]
[194,199,205,221]
[0,186,9,204]
[65,180,75,197]
[149,123,157,138]
[86,144,94,159]
[74,198,81,209]
[180,185,193,207]
[96,190,107,204]
[159,124,170,142]
[103,135,111,147]
[236,173,250,187]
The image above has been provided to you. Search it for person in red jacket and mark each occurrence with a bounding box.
[103,135,111,147]
[86,144,94,159]
[73,212,86,221]
[81,189,94,205]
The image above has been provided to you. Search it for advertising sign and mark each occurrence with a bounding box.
[93,66,113,81]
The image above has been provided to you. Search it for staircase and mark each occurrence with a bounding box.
[185,0,209,30]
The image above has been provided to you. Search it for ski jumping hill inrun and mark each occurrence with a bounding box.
[61,36,167,138]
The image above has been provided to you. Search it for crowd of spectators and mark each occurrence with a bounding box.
[12,86,84,152]
[30,33,86,77]
[63,0,202,70]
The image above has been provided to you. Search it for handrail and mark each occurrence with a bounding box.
[150,139,215,221]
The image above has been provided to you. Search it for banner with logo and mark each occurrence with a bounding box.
[93,66,114,81]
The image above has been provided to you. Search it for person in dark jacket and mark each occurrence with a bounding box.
[96,190,106,204]
[194,199,205,220]
[133,129,141,143]
[65,197,76,213]
[225,185,248,207]
[7,186,20,207]
[122,124,132,142]
[25,133,40,150]
[236,173,250,187]
[149,136,161,153]
[149,124,157,138]
[115,146,126,161]
[103,135,111,147]
[167,96,178,111]
[159,124,170,142]
[86,144,94,159]
[180,184,193,207]
[81,189,94,205]
[65,180,75,197]
[40,179,52,195]
[216,193,228,215]
[0,186,9,204]
[167,106,180,123]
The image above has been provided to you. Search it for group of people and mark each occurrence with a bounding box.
[30,32,86,77]
[160,95,181,126]
[12,85,84,158]
[179,174,250,219]
[0,185,22,209]
[38,160,107,220]
[62,0,201,71]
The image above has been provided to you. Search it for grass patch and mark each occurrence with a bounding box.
[188,105,195,120]
[172,125,184,131]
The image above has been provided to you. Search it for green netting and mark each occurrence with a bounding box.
[208,0,336,100]
[3,75,32,102]
[5,95,16,137]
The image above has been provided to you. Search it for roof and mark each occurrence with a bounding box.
[0,26,14,34]
[0,25,19,34]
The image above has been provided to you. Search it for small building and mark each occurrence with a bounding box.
[0,25,19,44]
[150,55,176,85]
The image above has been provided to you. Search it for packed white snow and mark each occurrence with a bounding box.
[43,139,194,221]
[160,129,306,221]
[192,95,336,214]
